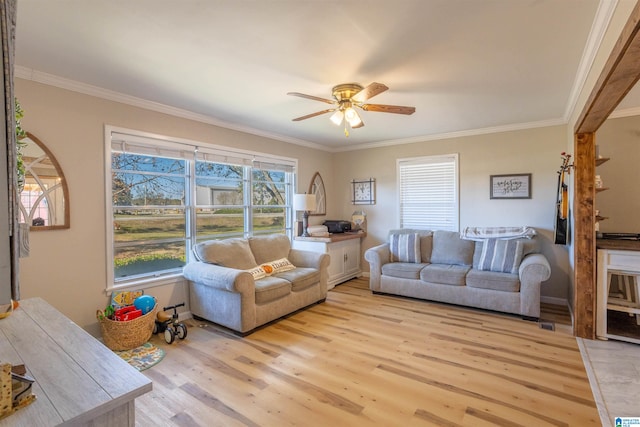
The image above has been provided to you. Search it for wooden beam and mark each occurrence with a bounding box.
[573,133,596,339]
[575,1,640,134]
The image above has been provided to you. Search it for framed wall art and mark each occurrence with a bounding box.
[490,173,531,199]
[308,172,326,216]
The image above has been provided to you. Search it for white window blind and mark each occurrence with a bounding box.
[398,154,459,231]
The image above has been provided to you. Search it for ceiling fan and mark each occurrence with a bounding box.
[287,82,415,136]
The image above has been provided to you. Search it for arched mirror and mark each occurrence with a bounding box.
[18,132,69,230]
[308,172,326,216]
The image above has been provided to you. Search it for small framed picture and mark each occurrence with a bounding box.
[490,174,531,199]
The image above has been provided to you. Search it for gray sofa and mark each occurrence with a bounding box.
[183,234,329,335]
[364,229,551,319]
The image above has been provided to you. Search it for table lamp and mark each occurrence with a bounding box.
[293,194,316,237]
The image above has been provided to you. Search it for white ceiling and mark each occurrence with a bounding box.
[13,1,640,151]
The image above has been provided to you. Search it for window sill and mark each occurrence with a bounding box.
[106,272,186,294]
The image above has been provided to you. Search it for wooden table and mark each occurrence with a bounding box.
[0,297,152,426]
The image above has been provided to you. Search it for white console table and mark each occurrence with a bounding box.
[293,233,364,289]
[0,297,152,426]
[596,241,640,345]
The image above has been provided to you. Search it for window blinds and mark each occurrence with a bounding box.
[398,154,459,231]
[111,130,295,172]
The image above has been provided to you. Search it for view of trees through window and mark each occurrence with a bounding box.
[112,151,293,281]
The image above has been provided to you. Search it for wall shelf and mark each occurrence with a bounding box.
[595,157,610,167]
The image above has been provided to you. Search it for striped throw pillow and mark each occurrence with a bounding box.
[478,238,524,274]
[390,233,421,263]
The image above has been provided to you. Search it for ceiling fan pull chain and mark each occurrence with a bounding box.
[344,121,349,137]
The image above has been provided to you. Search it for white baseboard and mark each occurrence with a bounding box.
[361,272,370,278]
[540,296,568,306]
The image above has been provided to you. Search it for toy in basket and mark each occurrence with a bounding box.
[153,303,187,344]
[97,295,158,351]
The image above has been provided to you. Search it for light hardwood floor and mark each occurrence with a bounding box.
[135,278,599,426]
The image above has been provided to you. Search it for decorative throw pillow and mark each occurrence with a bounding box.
[246,266,267,280]
[193,238,258,270]
[477,238,524,274]
[261,258,296,275]
[389,233,421,263]
[430,230,475,266]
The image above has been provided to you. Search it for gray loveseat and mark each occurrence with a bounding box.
[183,234,329,335]
[364,229,551,319]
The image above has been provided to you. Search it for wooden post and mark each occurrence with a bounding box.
[573,132,596,339]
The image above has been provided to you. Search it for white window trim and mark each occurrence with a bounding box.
[104,125,298,291]
[396,153,459,231]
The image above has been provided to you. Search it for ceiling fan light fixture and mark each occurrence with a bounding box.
[344,107,362,127]
[330,110,344,126]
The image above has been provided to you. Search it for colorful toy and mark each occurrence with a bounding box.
[114,306,142,321]
[153,303,187,344]
[133,295,155,315]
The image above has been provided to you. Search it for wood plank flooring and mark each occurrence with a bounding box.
[135,278,599,426]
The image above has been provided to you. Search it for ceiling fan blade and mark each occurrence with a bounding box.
[360,103,416,115]
[352,82,388,103]
[287,92,335,105]
[292,109,335,121]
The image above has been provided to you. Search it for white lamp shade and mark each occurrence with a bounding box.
[330,110,344,126]
[344,107,362,127]
[293,194,316,212]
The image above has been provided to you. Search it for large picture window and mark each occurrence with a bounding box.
[397,154,459,231]
[111,152,188,280]
[107,128,295,289]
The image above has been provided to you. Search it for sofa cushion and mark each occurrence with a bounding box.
[473,238,539,267]
[261,257,296,275]
[390,233,421,263]
[382,262,429,280]
[420,234,433,263]
[421,264,470,286]
[275,268,320,291]
[254,276,292,304]
[466,269,520,292]
[194,238,258,270]
[388,229,433,262]
[477,239,524,274]
[249,234,291,264]
[430,230,475,266]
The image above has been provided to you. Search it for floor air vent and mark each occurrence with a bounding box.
[539,322,555,331]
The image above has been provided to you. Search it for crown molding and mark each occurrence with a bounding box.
[333,118,567,152]
[17,63,607,155]
[15,66,332,152]
[608,106,640,119]
[563,0,619,122]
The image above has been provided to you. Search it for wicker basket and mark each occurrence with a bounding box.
[97,301,157,351]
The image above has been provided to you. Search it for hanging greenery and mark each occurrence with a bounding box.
[15,98,26,192]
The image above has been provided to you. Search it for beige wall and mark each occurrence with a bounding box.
[15,78,334,335]
[333,126,571,301]
[595,114,640,233]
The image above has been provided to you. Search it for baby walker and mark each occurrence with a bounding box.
[153,302,188,344]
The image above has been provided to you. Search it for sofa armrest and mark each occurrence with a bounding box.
[518,253,551,318]
[183,262,254,294]
[288,248,330,270]
[518,253,551,283]
[364,243,390,291]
